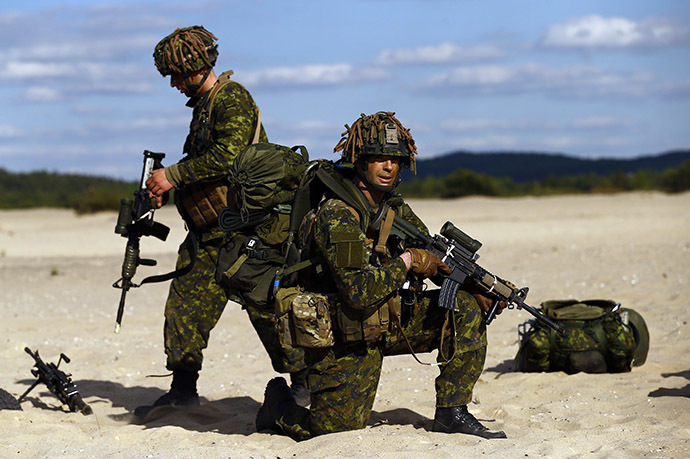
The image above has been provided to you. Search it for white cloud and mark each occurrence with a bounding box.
[441,118,557,132]
[570,116,635,130]
[418,63,657,98]
[236,64,390,89]
[374,43,503,66]
[2,61,76,79]
[441,116,636,135]
[0,124,25,138]
[446,135,523,149]
[24,86,63,102]
[11,36,156,61]
[541,136,631,149]
[541,15,690,49]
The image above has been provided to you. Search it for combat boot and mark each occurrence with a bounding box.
[256,377,297,432]
[134,369,200,417]
[432,405,507,439]
[289,368,310,407]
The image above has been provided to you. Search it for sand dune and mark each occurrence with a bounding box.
[0,191,688,457]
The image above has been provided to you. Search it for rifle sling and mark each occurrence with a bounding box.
[374,206,395,255]
[390,307,456,366]
[139,233,198,285]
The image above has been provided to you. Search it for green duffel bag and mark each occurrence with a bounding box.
[515,299,649,374]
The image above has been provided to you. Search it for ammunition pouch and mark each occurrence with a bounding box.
[334,296,400,343]
[175,179,228,230]
[275,287,334,348]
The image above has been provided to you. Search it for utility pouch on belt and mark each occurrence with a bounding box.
[275,287,334,348]
[335,298,395,343]
[176,180,228,230]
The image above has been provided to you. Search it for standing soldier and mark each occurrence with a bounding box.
[137,26,307,416]
[256,111,507,439]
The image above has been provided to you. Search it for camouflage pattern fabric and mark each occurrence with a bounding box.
[164,233,305,373]
[273,193,487,440]
[517,315,636,373]
[162,76,303,374]
[164,233,228,372]
[167,78,268,188]
[245,304,307,374]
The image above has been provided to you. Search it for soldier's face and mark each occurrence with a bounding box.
[363,155,401,189]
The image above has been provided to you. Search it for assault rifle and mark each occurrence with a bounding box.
[380,209,564,335]
[113,150,170,333]
[18,348,92,415]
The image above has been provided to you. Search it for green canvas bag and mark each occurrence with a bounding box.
[515,299,648,374]
[215,143,309,309]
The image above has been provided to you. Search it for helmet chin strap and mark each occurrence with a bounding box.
[184,68,212,97]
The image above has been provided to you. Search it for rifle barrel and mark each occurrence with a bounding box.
[114,279,130,333]
[518,300,565,334]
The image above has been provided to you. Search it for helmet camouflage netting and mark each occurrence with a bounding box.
[153,26,218,76]
[334,111,417,174]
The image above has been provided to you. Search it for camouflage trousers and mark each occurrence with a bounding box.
[275,288,487,440]
[164,232,305,373]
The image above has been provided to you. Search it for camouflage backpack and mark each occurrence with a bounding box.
[214,143,309,308]
[514,299,649,374]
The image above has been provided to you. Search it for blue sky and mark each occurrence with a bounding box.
[1,0,689,179]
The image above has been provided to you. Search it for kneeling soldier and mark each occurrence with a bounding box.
[256,111,507,440]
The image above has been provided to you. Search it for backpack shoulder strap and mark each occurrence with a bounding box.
[314,165,371,231]
[206,70,262,145]
[205,70,234,118]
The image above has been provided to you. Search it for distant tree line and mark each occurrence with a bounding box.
[0,160,688,213]
[398,160,690,198]
[0,168,136,213]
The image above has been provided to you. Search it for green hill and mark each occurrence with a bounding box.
[1,148,689,210]
[411,149,690,182]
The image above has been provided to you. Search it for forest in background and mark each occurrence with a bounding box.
[1,151,689,213]
[398,159,690,198]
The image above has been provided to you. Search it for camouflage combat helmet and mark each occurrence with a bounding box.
[153,26,218,76]
[334,111,417,175]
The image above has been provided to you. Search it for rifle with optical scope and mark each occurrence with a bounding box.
[375,206,564,335]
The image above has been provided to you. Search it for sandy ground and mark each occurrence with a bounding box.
[0,191,688,458]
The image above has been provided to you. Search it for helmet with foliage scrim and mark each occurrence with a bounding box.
[153,26,218,76]
[333,111,417,175]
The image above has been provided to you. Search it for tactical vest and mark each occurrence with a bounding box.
[175,70,263,231]
[291,177,407,345]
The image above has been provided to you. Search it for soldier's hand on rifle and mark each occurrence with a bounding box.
[470,290,507,315]
[146,168,173,208]
[403,248,452,279]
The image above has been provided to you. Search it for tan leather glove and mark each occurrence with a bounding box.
[404,248,451,279]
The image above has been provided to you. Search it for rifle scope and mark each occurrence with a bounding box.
[440,221,482,254]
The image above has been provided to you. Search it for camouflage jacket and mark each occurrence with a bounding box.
[166,74,268,187]
[309,190,429,311]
